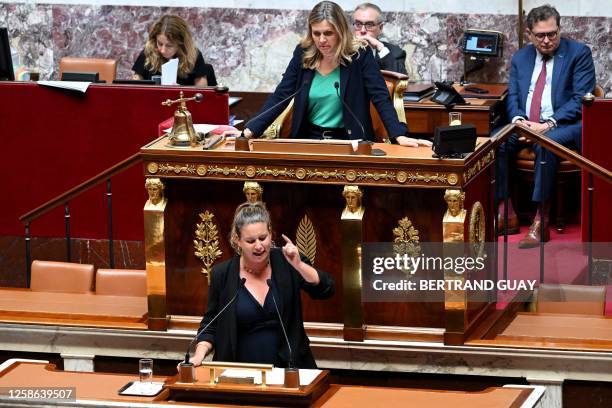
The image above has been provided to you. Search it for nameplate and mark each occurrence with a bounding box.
[251,139,355,155]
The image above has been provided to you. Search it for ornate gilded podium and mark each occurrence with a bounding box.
[140,136,496,344]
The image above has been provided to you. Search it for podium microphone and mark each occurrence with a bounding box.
[334,81,366,140]
[241,78,312,139]
[266,279,299,388]
[179,277,246,382]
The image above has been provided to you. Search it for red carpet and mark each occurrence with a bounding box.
[495,224,611,315]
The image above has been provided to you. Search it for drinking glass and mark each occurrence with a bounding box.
[449,112,462,126]
[139,358,153,384]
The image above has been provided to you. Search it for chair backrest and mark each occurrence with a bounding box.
[536,283,606,315]
[30,260,94,293]
[59,57,117,83]
[370,70,409,142]
[95,269,147,297]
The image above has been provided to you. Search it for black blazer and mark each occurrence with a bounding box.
[247,45,407,142]
[376,41,407,75]
[196,248,335,368]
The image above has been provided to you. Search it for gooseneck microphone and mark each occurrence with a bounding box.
[334,81,366,140]
[266,279,294,369]
[242,78,312,137]
[183,277,247,365]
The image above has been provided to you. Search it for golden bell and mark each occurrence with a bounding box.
[162,91,203,147]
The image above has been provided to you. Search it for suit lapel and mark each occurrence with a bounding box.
[522,47,537,103]
[551,38,567,109]
[270,250,290,319]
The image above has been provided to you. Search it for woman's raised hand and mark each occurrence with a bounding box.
[281,234,301,268]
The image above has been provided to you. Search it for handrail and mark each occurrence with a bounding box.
[490,123,612,185]
[19,153,142,224]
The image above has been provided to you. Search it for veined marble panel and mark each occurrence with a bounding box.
[1,4,610,95]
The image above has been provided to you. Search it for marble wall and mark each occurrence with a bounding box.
[0,3,610,94]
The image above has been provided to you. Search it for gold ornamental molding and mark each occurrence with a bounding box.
[146,161,458,187]
[393,217,421,259]
[296,215,317,265]
[463,150,495,184]
[147,162,197,175]
[193,210,223,285]
[469,201,486,258]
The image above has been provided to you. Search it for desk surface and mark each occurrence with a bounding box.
[0,288,148,329]
[0,362,540,408]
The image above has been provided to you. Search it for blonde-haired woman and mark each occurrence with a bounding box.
[132,15,215,86]
[242,1,429,147]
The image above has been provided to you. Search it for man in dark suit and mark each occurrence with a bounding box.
[353,3,407,74]
[498,4,596,248]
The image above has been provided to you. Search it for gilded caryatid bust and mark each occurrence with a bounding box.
[145,178,166,208]
[342,185,364,219]
[443,189,466,242]
[243,181,263,204]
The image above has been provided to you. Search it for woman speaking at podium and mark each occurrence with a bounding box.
[132,15,214,86]
[190,202,335,369]
[240,1,429,147]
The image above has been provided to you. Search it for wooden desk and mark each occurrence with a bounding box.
[140,136,497,343]
[404,84,507,136]
[469,312,612,351]
[0,361,542,407]
[314,384,538,408]
[0,288,148,329]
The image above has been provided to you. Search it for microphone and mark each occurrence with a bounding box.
[266,279,294,369]
[243,78,312,138]
[334,81,366,140]
[183,277,247,365]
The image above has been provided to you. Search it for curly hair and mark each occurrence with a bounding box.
[143,15,198,79]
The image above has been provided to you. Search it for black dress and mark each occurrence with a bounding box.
[131,49,217,86]
[235,280,280,365]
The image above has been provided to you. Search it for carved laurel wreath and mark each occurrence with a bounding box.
[193,210,223,285]
[393,217,422,276]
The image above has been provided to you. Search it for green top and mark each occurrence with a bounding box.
[307,67,344,128]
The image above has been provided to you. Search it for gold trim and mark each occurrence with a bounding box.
[393,217,421,259]
[443,189,466,243]
[146,161,457,187]
[463,150,495,183]
[147,162,159,174]
[296,215,317,265]
[193,211,223,285]
[469,201,486,258]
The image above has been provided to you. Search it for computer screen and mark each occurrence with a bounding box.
[0,28,15,81]
[462,30,502,57]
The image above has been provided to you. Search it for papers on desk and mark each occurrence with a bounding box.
[163,124,219,134]
[118,381,164,396]
[161,58,178,85]
[37,80,91,93]
[228,96,242,106]
[218,368,321,386]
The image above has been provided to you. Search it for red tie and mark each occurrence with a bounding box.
[529,56,549,122]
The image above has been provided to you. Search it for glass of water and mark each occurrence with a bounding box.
[139,358,153,384]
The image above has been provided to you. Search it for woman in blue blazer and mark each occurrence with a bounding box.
[243,1,429,147]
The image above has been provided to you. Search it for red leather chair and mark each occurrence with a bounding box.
[95,269,147,297]
[59,57,117,83]
[30,260,94,293]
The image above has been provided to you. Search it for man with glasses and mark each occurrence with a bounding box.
[497,4,595,248]
[353,3,407,74]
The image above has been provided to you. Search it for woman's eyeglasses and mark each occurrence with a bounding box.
[353,21,381,31]
[531,30,559,41]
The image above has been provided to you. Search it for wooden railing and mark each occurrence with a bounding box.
[19,153,142,286]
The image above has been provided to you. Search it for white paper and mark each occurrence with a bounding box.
[218,368,321,386]
[228,97,242,106]
[164,124,219,134]
[119,381,164,396]
[161,58,179,85]
[37,80,90,93]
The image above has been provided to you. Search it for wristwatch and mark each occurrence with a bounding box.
[545,119,556,130]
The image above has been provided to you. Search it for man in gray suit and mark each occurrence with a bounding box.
[353,3,407,74]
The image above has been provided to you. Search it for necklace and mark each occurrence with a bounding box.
[242,259,270,275]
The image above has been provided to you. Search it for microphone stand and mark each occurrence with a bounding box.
[266,279,299,388]
[178,277,246,383]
